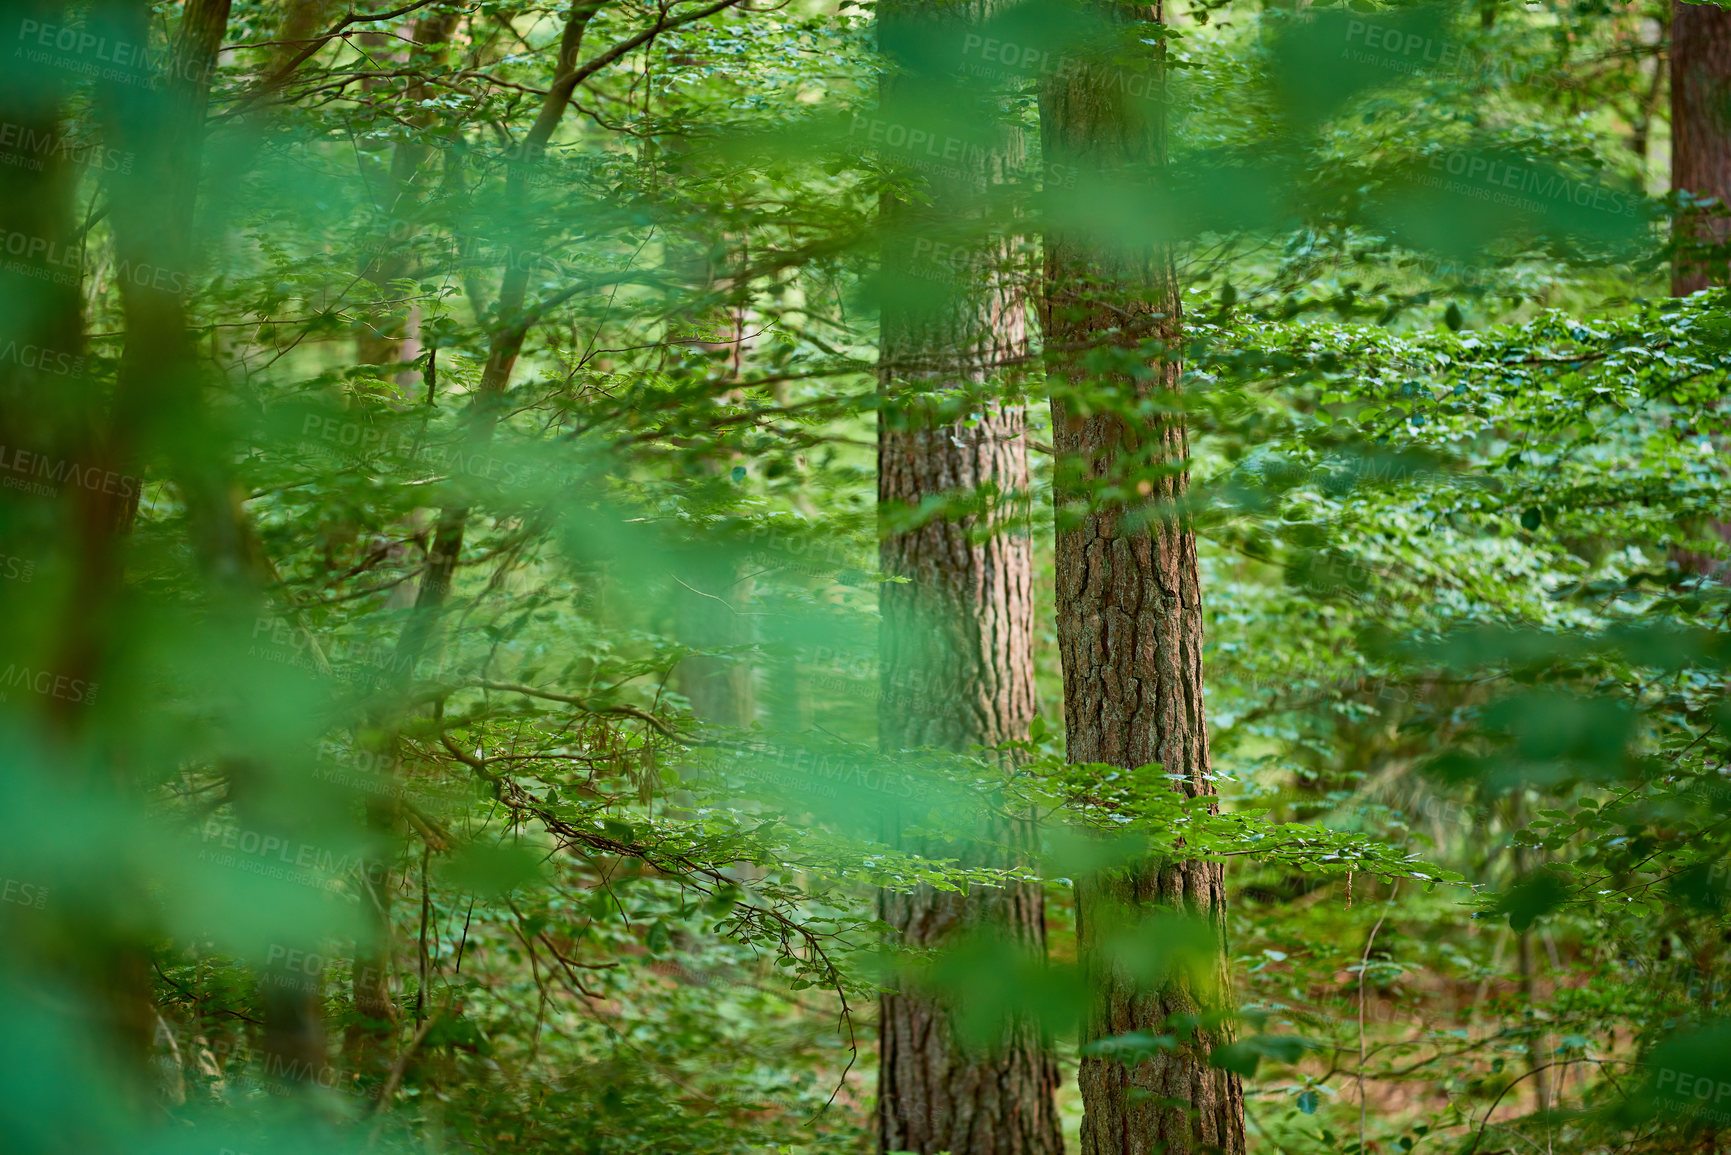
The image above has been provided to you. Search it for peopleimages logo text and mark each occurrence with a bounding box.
[0,877,47,909]
[16,19,157,69]
[1422,153,1641,218]
[0,120,133,174]
[849,114,1078,187]
[0,664,97,705]
[0,339,84,378]
[0,444,140,500]
[1342,18,1541,87]
[199,821,389,890]
[0,228,80,273]
[299,414,538,486]
[1345,19,1463,67]
[1656,1066,1731,1120]
[959,32,1162,101]
[14,18,216,88]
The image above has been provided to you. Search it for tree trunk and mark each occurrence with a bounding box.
[343,6,461,1088]
[1,4,158,1086]
[1515,928,1551,1112]
[356,7,460,382]
[1511,801,1551,1113]
[61,0,237,1090]
[875,4,1060,1153]
[400,0,752,626]
[1671,0,1731,294]
[1040,3,1246,1153]
[97,0,352,1092]
[3,0,95,706]
[399,0,609,636]
[1669,1,1731,577]
[673,554,757,727]
[666,223,757,728]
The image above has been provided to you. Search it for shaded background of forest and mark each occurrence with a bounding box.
[0,0,1729,1152]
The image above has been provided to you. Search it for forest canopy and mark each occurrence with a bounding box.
[1,0,1729,1153]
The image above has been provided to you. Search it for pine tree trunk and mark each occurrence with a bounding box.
[877,386,1056,1152]
[1040,3,1246,1152]
[1669,2,1731,576]
[875,3,1060,1152]
[1671,0,1731,294]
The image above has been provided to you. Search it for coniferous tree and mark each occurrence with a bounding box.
[1040,2,1246,1150]
[1671,0,1731,294]
[874,3,1060,1152]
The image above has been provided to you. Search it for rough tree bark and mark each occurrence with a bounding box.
[874,3,1060,1153]
[1671,0,1731,294]
[1040,2,1246,1152]
[1669,2,1731,579]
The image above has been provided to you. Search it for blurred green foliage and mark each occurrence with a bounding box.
[0,0,1726,1151]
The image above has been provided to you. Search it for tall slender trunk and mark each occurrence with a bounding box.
[1511,800,1551,1113]
[673,551,757,727]
[668,229,757,728]
[346,2,615,1094]
[1515,929,1551,1112]
[400,0,752,654]
[1671,0,1731,295]
[400,0,608,639]
[344,6,463,1087]
[356,8,461,379]
[72,0,232,697]
[3,0,92,693]
[874,4,1059,1153]
[1040,4,1246,1152]
[1,0,157,1096]
[95,0,342,1090]
[53,0,238,1089]
[1669,1,1731,580]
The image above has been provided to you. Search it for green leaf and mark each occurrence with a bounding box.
[1495,870,1571,933]
[440,840,546,899]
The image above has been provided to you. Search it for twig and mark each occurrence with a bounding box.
[1465,1062,1565,1155]
[369,1009,442,1123]
[1359,879,1399,1151]
[466,678,696,742]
